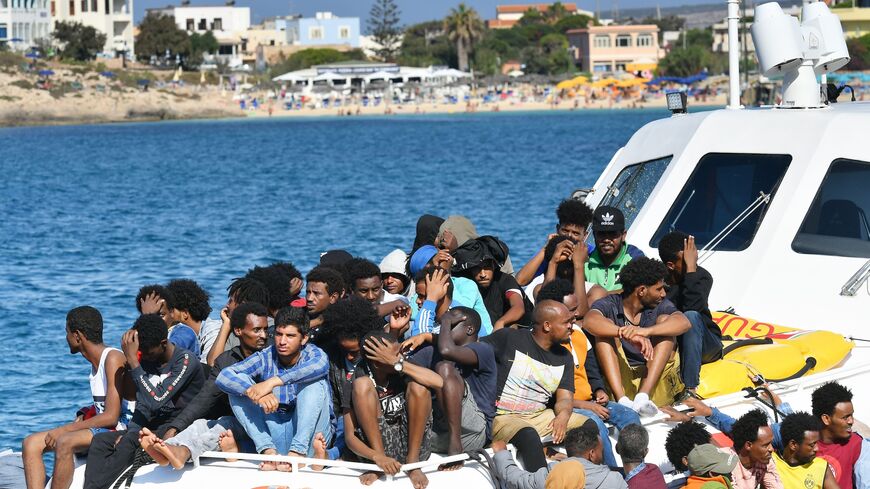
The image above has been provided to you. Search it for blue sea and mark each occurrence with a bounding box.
[0,109,667,470]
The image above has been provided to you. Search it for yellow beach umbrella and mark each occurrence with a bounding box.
[556,75,589,90]
[616,78,648,88]
[591,77,619,88]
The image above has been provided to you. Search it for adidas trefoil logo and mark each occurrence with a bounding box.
[601,212,614,224]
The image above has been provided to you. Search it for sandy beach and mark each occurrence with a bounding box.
[0,58,728,127]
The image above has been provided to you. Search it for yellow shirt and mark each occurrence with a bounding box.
[773,452,827,489]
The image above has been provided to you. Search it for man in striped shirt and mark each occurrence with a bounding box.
[216,306,331,470]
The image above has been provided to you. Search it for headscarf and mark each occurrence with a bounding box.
[412,214,444,255]
[409,245,438,277]
[452,236,510,273]
[545,460,586,489]
[379,249,409,277]
[438,215,478,248]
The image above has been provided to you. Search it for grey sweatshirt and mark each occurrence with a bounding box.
[493,451,628,489]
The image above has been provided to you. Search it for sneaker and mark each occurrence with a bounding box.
[635,399,660,417]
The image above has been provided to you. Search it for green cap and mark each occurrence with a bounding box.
[687,444,738,475]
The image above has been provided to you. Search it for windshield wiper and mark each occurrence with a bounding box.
[841,259,870,297]
[698,191,771,265]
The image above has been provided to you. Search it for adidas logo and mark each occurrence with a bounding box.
[601,212,615,225]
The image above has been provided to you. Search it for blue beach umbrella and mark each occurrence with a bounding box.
[38,69,54,77]
[100,71,115,78]
[137,79,150,86]
[25,52,40,59]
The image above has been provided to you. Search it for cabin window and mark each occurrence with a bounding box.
[651,153,791,251]
[792,158,870,258]
[597,155,672,232]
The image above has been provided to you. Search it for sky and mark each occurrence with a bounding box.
[135,0,720,27]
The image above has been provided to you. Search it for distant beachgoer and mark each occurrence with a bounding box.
[483,300,588,472]
[216,306,331,470]
[305,266,345,343]
[139,303,271,469]
[584,258,689,416]
[343,330,439,488]
[585,206,645,291]
[22,306,134,489]
[83,314,204,489]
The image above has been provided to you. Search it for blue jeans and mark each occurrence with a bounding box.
[677,311,724,389]
[230,378,333,456]
[573,401,641,468]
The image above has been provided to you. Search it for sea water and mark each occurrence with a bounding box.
[0,109,666,464]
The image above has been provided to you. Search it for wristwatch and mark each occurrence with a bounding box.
[393,356,405,373]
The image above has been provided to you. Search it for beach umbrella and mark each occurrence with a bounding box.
[38,69,54,77]
[507,69,524,78]
[615,78,648,88]
[200,71,206,84]
[556,75,589,90]
[137,79,150,86]
[172,66,182,82]
[25,52,40,59]
[100,71,115,78]
[272,71,306,82]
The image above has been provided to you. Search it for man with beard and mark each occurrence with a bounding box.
[584,258,689,417]
[724,409,783,489]
[138,303,270,469]
[585,206,645,291]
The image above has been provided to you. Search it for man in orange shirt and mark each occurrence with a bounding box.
[538,279,641,468]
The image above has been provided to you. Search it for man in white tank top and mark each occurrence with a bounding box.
[22,306,134,489]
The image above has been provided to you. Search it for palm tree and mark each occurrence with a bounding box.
[545,2,570,24]
[443,4,483,72]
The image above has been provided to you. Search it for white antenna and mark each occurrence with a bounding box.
[726,0,742,108]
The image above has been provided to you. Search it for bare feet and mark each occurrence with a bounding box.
[159,442,189,470]
[311,432,327,471]
[259,448,278,471]
[277,451,304,472]
[218,430,239,462]
[359,471,381,485]
[438,441,464,471]
[139,428,169,466]
[408,468,429,489]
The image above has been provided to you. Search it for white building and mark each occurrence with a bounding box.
[147,4,250,63]
[51,0,134,57]
[0,0,51,51]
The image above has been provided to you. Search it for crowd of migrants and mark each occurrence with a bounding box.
[21,201,869,489]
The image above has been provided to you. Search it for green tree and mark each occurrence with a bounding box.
[845,34,870,70]
[187,31,219,66]
[657,45,709,76]
[639,14,685,42]
[52,21,106,61]
[544,2,570,24]
[398,20,454,67]
[135,13,190,62]
[368,0,402,61]
[554,14,594,33]
[444,3,484,72]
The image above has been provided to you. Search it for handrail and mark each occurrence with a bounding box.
[698,191,770,265]
[840,259,870,297]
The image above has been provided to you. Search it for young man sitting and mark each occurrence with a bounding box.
[482,300,588,472]
[617,424,666,489]
[584,257,690,416]
[206,276,270,365]
[379,249,411,296]
[83,313,204,489]
[774,413,839,489]
[684,444,739,489]
[305,266,345,343]
[23,306,134,489]
[584,206,645,291]
[492,419,628,489]
[411,267,459,337]
[345,256,407,316]
[138,302,271,469]
[166,278,216,365]
[407,307,496,467]
[137,284,200,358]
[657,232,723,397]
[343,330,441,489]
[537,279,641,468]
[515,198,595,287]
[215,306,331,470]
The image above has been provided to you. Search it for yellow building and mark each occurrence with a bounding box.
[834,6,870,38]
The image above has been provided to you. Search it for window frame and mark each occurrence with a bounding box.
[593,35,611,48]
[615,34,632,47]
[791,158,870,258]
[637,34,653,47]
[598,155,674,233]
[649,152,792,252]
[309,26,323,40]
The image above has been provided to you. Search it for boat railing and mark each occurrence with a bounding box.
[194,449,498,483]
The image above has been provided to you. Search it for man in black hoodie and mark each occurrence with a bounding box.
[658,232,723,397]
[138,303,270,469]
[83,313,204,489]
